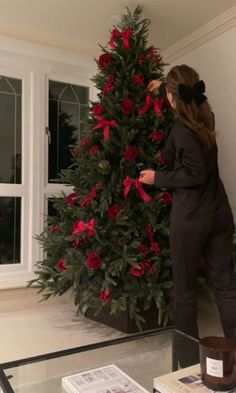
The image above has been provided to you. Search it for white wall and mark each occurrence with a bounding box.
[169,25,236,220]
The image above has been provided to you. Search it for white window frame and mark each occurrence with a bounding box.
[0,36,96,288]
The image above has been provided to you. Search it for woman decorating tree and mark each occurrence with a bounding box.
[140,64,236,341]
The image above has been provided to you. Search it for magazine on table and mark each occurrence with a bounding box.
[62,364,149,393]
[153,364,236,393]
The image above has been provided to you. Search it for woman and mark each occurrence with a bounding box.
[140,65,236,341]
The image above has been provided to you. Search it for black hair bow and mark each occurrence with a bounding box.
[178,80,207,106]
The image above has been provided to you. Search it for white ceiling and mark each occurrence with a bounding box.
[0,0,236,56]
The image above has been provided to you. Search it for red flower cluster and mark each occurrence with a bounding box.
[99,289,112,304]
[56,258,67,272]
[98,53,112,70]
[81,138,90,147]
[149,131,164,142]
[121,98,134,115]
[81,186,97,209]
[160,192,172,205]
[72,237,85,249]
[103,75,114,95]
[123,145,139,161]
[138,54,146,64]
[147,47,157,58]
[139,244,148,255]
[108,204,122,221]
[145,224,154,241]
[133,74,144,85]
[151,242,161,253]
[89,145,100,156]
[92,103,104,117]
[66,192,80,206]
[86,252,102,270]
[51,225,60,234]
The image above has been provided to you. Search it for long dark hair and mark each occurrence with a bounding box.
[166,65,216,149]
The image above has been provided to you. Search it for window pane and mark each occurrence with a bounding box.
[0,76,22,184]
[0,197,21,264]
[48,80,89,182]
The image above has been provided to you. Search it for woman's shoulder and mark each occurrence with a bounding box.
[172,118,198,139]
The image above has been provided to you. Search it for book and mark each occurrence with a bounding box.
[62,364,149,393]
[153,364,236,393]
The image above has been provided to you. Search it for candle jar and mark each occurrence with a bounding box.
[200,336,236,391]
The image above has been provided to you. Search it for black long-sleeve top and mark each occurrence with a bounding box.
[155,118,229,217]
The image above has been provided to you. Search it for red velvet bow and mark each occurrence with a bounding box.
[93,117,116,141]
[123,176,152,203]
[109,28,132,49]
[138,95,164,116]
[72,218,95,237]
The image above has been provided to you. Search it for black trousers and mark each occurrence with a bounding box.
[170,202,236,341]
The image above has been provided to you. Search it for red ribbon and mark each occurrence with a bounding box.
[93,116,116,141]
[138,95,164,116]
[123,176,152,203]
[72,218,95,237]
[109,28,132,49]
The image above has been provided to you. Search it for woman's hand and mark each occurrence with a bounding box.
[147,80,162,92]
[139,170,155,185]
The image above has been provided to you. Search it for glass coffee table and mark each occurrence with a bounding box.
[0,327,199,393]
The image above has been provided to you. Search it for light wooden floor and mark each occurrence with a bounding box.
[0,288,223,364]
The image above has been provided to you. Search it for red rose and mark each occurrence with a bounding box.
[139,245,149,255]
[123,145,139,161]
[130,262,145,277]
[51,225,60,234]
[89,145,100,156]
[56,258,67,272]
[99,289,112,304]
[160,192,172,205]
[98,53,112,70]
[92,103,104,117]
[86,252,102,270]
[151,242,161,253]
[66,192,79,206]
[103,75,114,95]
[149,131,164,142]
[108,204,122,221]
[121,98,134,115]
[133,74,144,85]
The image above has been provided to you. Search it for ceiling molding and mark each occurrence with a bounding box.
[161,5,236,62]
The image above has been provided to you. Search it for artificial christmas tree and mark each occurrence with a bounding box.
[30,6,175,332]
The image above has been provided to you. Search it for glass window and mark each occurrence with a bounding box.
[0,197,21,264]
[0,76,22,184]
[48,80,89,182]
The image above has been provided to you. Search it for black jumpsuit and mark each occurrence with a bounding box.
[155,118,236,340]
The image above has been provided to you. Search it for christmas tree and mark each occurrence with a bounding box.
[30,6,174,329]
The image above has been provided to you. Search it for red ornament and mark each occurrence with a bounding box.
[121,98,134,115]
[86,252,102,270]
[139,245,149,255]
[72,237,85,249]
[130,262,145,277]
[89,145,100,156]
[81,138,90,147]
[51,225,60,234]
[160,192,172,205]
[108,204,122,221]
[123,145,139,161]
[92,103,104,117]
[133,74,144,85]
[98,53,112,70]
[149,131,164,142]
[103,75,114,95]
[151,242,161,253]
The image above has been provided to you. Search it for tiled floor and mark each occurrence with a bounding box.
[0,288,223,364]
